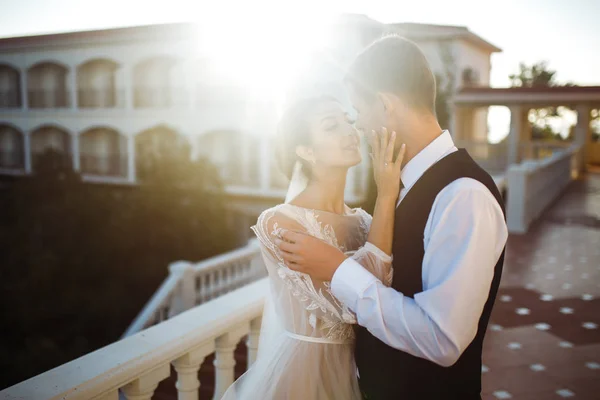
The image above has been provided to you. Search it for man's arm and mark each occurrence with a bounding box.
[331,182,508,367]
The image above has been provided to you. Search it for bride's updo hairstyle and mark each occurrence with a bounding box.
[275,95,338,181]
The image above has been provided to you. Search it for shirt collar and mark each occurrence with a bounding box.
[401,130,456,191]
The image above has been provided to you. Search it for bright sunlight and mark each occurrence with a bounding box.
[195,8,334,101]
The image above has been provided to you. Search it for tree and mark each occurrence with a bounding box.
[0,142,235,388]
[509,61,557,88]
[509,62,573,141]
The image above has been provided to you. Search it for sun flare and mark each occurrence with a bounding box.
[195,9,334,101]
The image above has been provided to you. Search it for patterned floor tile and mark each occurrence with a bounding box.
[482,174,600,400]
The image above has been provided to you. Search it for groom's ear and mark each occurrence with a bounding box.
[377,92,399,114]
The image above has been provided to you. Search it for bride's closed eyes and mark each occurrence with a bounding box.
[321,113,355,133]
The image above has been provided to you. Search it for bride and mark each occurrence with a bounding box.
[222,95,405,399]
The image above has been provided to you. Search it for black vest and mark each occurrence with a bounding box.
[355,149,505,400]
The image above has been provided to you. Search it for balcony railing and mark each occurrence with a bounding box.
[123,238,265,337]
[77,88,121,108]
[519,141,571,161]
[27,89,69,108]
[80,153,128,177]
[507,144,583,233]
[134,86,189,108]
[0,90,21,108]
[0,278,268,400]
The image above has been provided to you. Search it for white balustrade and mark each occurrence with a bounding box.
[172,343,214,400]
[246,316,262,367]
[122,364,170,400]
[123,239,265,337]
[213,325,248,400]
[506,144,582,233]
[0,279,268,400]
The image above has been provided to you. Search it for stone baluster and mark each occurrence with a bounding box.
[121,363,170,400]
[218,268,225,296]
[198,274,206,303]
[213,326,247,400]
[208,271,216,300]
[246,316,262,367]
[172,343,214,400]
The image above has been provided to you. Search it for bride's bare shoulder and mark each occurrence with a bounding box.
[254,204,305,233]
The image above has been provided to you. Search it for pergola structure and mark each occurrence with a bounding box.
[453,86,600,169]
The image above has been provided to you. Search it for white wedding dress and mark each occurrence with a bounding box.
[221,203,393,400]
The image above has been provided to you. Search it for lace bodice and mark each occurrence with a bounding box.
[251,204,393,343]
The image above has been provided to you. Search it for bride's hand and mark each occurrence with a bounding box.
[370,127,406,203]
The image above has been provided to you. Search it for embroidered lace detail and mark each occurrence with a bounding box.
[356,208,372,241]
[252,205,356,341]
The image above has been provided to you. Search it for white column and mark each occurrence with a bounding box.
[20,68,28,110]
[575,105,591,145]
[72,134,80,171]
[259,136,271,191]
[122,364,170,400]
[69,65,77,109]
[213,332,238,400]
[507,105,523,166]
[127,135,136,183]
[172,344,213,400]
[246,316,262,367]
[450,106,474,142]
[23,133,32,173]
[123,65,134,109]
[575,104,591,172]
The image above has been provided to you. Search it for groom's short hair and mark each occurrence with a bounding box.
[346,35,436,113]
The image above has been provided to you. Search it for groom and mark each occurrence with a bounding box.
[276,36,508,399]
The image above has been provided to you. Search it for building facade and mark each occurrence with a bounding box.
[0,15,499,207]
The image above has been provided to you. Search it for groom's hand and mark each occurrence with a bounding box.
[274,230,347,282]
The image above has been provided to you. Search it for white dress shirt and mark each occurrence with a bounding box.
[331,131,508,367]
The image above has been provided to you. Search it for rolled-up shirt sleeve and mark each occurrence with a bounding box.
[331,181,508,367]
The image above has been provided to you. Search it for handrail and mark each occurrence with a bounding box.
[123,239,264,337]
[506,144,582,233]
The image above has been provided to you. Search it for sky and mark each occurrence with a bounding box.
[0,0,598,140]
